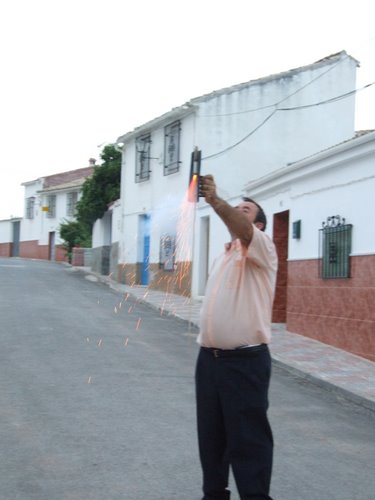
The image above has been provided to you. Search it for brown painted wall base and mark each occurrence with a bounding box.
[117,261,192,297]
[0,243,12,257]
[287,255,375,362]
[19,240,67,262]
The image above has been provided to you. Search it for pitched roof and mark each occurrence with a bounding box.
[42,166,94,189]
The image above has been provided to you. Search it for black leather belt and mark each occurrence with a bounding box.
[202,344,268,358]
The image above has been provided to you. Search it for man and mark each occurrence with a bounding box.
[196,174,278,500]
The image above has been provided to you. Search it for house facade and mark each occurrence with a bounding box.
[245,130,375,361]
[0,217,22,257]
[0,161,95,261]
[109,51,357,294]
[92,51,375,360]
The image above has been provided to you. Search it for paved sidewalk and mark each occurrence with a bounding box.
[81,268,375,413]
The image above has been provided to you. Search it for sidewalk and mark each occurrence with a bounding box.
[79,267,375,413]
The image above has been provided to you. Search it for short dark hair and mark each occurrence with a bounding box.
[242,197,267,231]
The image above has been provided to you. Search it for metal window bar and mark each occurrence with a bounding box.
[46,195,56,218]
[26,197,35,219]
[135,135,151,183]
[164,121,181,175]
[319,223,352,279]
[67,192,78,216]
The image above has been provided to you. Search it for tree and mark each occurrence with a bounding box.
[59,220,91,263]
[59,144,121,261]
[76,144,121,230]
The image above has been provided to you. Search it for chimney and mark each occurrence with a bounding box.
[89,158,96,166]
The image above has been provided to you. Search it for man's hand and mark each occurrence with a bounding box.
[200,175,219,206]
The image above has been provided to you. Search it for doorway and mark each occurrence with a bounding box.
[12,221,20,257]
[138,214,150,286]
[49,231,56,261]
[272,210,289,323]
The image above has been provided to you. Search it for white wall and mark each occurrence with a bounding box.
[289,147,375,259]
[195,55,356,201]
[245,132,375,261]
[0,219,12,243]
[21,180,43,243]
[21,179,82,246]
[120,113,196,265]
[117,53,358,297]
[111,200,121,243]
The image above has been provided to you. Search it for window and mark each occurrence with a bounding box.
[319,216,352,279]
[159,234,176,271]
[164,121,181,175]
[26,197,35,219]
[135,134,151,182]
[67,191,78,216]
[46,195,56,218]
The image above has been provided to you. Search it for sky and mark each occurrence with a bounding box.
[0,0,374,219]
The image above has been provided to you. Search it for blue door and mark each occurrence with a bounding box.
[141,234,150,285]
[140,214,151,285]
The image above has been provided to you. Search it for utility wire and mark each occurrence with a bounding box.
[277,81,375,111]
[200,81,375,117]
[202,80,375,161]
[202,109,277,161]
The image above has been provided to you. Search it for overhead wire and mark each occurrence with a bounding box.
[201,71,375,160]
[199,81,375,117]
[200,52,353,119]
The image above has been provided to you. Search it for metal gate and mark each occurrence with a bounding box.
[12,221,20,257]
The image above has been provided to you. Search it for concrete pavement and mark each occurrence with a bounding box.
[80,267,375,414]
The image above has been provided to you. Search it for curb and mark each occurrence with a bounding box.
[271,357,375,415]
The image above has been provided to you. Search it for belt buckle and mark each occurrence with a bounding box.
[213,349,220,358]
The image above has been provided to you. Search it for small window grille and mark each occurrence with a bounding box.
[67,191,78,216]
[135,134,151,182]
[159,234,176,271]
[26,197,35,219]
[46,195,56,218]
[319,216,352,279]
[164,121,181,175]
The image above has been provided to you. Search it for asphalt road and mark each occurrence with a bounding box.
[0,258,374,500]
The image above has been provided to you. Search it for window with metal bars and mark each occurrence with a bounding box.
[66,191,78,216]
[135,134,151,182]
[26,197,35,219]
[46,195,56,218]
[164,121,181,175]
[319,216,352,279]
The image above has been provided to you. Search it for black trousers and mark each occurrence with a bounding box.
[195,345,273,500]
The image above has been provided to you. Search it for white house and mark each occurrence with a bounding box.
[108,51,357,292]
[244,130,375,361]
[92,51,375,360]
[0,161,95,261]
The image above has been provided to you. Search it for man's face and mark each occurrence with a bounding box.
[236,201,260,225]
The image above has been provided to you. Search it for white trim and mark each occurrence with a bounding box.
[244,131,375,198]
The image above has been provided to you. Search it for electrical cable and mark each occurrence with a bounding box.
[202,80,375,161]
[277,81,375,111]
[202,109,277,161]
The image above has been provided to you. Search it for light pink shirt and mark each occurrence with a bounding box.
[197,226,278,349]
